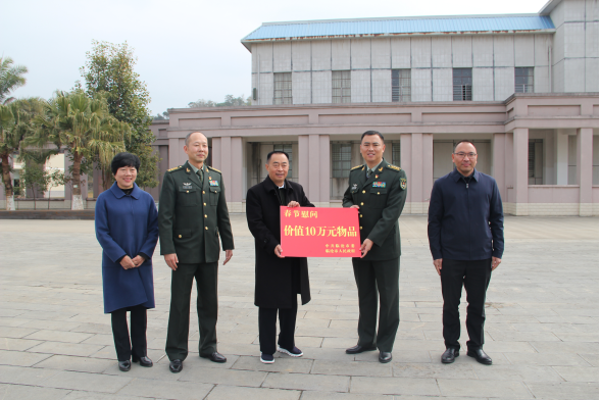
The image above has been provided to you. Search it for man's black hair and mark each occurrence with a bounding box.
[361,130,385,142]
[453,140,477,152]
[111,152,141,175]
[266,150,290,162]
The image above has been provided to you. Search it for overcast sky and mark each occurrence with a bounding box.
[4,0,549,115]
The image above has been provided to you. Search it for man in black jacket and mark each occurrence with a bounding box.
[428,140,504,366]
[246,151,314,364]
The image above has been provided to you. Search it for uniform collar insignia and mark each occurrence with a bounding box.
[378,167,383,172]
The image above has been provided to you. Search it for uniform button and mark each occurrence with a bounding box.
[377,192,380,195]
[360,226,363,230]
[205,227,208,230]
[360,214,363,218]
[362,190,366,194]
[204,203,207,206]
[178,235,182,238]
[360,202,364,206]
[186,190,189,193]
[202,191,205,194]
[204,214,208,218]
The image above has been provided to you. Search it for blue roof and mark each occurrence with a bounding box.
[242,15,555,43]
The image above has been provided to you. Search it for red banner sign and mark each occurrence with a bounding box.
[280,206,361,257]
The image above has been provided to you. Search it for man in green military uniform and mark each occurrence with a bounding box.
[343,130,407,363]
[158,131,234,373]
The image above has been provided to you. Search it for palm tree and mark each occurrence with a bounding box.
[32,91,130,210]
[0,57,28,105]
[0,99,41,210]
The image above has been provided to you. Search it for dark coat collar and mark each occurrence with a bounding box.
[451,168,480,182]
[263,176,292,193]
[109,182,142,199]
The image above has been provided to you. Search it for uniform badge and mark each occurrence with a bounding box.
[400,178,407,190]
[352,183,358,190]
[182,183,192,189]
[209,180,219,187]
[372,181,386,188]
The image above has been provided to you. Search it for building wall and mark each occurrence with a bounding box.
[250,32,556,106]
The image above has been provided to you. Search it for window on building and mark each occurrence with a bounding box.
[392,142,401,166]
[331,143,352,178]
[274,73,292,105]
[453,68,472,101]
[515,67,534,93]
[332,71,351,103]
[528,139,544,185]
[273,144,293,180]
[392,70,411,102]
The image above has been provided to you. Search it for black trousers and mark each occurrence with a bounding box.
[351,257,400,352]
[440,258,492,351]
[166,262,219,361]
[110,305,147,361]
[258,306,298,355]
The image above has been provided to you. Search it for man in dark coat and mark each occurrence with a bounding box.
[343,130,407,363]
[246,150,313,364]
[158,131,235,373]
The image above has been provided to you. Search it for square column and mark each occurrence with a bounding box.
[513,128,529,215]
[298,134,330,205]
[577,128,594,216]
[400,133,433,213]
[493,133,506,201]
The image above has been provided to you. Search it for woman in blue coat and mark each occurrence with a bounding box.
[95,152,159,372]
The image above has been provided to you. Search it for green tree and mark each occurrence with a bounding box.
[189,94,251,108]
[0,57,28,105]
[0,98,42,210]
[20,155,50,210]
[81,40,159,189]
[32,90,129,210]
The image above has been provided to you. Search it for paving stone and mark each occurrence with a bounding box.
[437,378,533,398]
[36,354,115,373]
[27,341,104,357]
[41,369,132,393]
[232,355,313,373]
[392,362,476,379]
[311,360,392,377]
[505,352,595,366]
[61,391,168,400]
[0,383,69,400]
[178,366,267,386]
[24,329,93,344]
[0,349,52,367]
[350,376,439,396]
[0,364,60,385]
[262,372,349,392]
[473,364,563,382]
[206,385,300,400]
[553,366,599,382]
[19,319,82,331]
[300,392,393,400]
[527,382,599,400]
[0,327,39,339]
[117,377,213,399]
[0,338,42,351]
[529,341,599,354]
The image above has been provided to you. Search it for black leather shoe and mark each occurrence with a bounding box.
[467,348,492,365]
[132,355,153,367]
[441,348,459,364]
[169,359,183,373]
[379,351,392,363]
[200,351,227,363]
[118,360,131,371]
[345,344,377,354]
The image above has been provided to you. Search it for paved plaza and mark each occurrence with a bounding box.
[0,215,598,400]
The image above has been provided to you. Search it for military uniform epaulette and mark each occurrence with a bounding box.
[207,166,222,173]
[350,165,364,171]
[167,165,182,172]
[386,164,401,171]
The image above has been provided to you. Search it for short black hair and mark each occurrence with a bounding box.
[266,150,289,162]
[111,152,140,175]
[453,140,477,152]
[361,130,384,142]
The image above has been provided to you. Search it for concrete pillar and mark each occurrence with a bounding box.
[64,156,73,201]
[422,133,433,204]
[578,128,594,216]
[513,128,529,215]
[168,138,182,169]
[230,137,243,202]
[556,131,569,185]
[411,133,424,212]
[493,133,506,201]
[400,134,412,213]
[298,134,330,205]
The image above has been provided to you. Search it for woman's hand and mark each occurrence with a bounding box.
[120,255,136,270]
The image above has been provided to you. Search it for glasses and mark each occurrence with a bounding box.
[453,152,477,159]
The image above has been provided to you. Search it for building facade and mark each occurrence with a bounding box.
[150,0,598,215]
